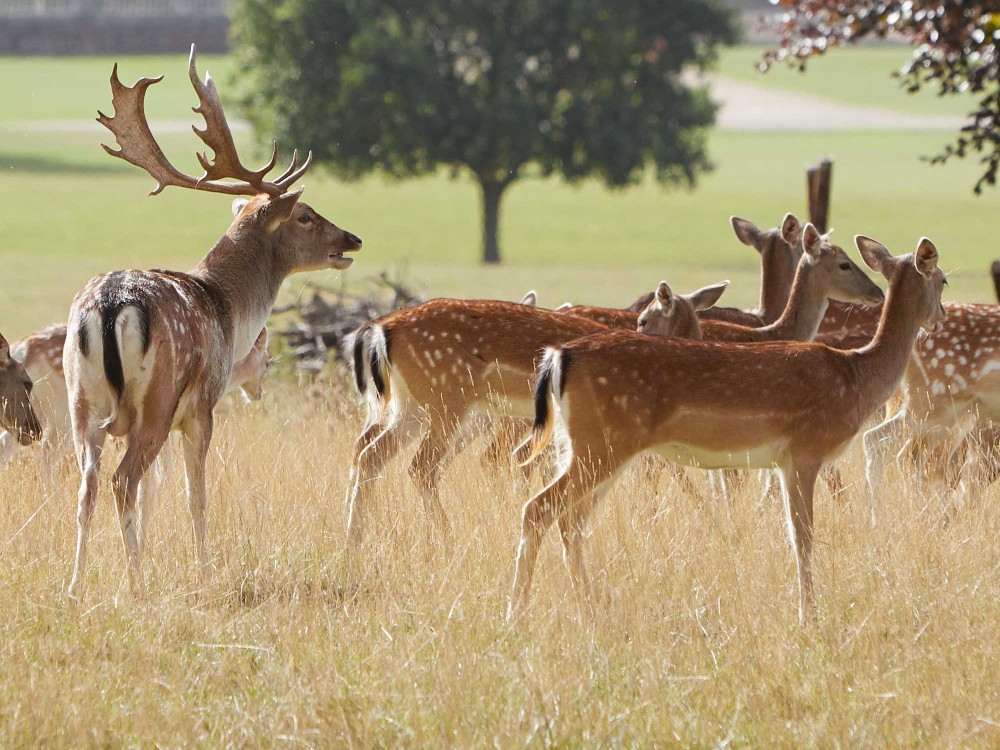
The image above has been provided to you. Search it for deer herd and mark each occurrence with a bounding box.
[0,48,992,626]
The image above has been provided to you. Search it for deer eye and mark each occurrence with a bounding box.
[839,262,850,271]
[298,214,311,225]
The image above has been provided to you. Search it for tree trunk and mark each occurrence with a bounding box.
[479,178,506,264]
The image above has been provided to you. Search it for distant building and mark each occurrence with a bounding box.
[0,0,229,54]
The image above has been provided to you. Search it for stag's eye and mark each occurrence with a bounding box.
[298,214,311,225]
[839,262,851,271]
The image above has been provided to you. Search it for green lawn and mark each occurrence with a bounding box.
[717,45,977,117]
[0,51,997,340]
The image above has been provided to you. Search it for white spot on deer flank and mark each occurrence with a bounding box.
[931,381,945,396]
[944,364,955,377]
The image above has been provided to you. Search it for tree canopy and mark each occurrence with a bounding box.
[232,0,737,263]
[763,0,1000,193]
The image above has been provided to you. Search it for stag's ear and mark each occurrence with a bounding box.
[855,235,892,276]
[730,217,762,250]
[688,280,729,311]
[914,237,940,278]
[780,213,801,244]
[519,290,538,306]
[556,302,573,311]
[264,188,304,233]
[655,281,673,306]
[802,223,823,260]
[254,327,268,347]
[232,198,249,218]
[0,333,9,365]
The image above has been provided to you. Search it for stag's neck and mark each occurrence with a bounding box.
[191,233,289,360]
[854,274,924,409]
[761,263,827,342]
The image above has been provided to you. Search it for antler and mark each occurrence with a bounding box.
[97,44,312,197]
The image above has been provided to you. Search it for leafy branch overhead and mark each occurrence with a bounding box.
[231,0,738,263]
[762,0,1000,193]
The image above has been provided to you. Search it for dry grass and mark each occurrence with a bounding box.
[1,380,999,746]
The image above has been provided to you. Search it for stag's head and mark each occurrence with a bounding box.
[97,45,362,274]
[0,335,41,446]
[856,235,947,333]
[798,223,885,307]
[637,280,729,338]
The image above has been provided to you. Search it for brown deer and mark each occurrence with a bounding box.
[861,301,1000,507]
[344,281,729,545]
[638,224,883,499]
[615,213,804,328]
[509,235,946,624]
[0,333,42,448]
[64,47,361,602]
[647,225,884,343]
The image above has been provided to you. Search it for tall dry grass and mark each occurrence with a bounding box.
[0,380,998,746]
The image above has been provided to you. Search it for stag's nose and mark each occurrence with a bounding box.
[346,232,362,249]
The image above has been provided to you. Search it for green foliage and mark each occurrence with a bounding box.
[230,0,738,261]
[764,0,1000,193]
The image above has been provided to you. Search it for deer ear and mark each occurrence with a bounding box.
[264,188,304,233]
[519,290,538,306]
[802,223,823,259]
[556,302,573,311]
[730,217,762,250]
[0,333,8,364]
[780,213,801,244]
[855,235,892,276]
[914,237,939,277]
[688,280,729,311]
[655,281,673,306]
[254,327,268,347]
[232,198,249,218]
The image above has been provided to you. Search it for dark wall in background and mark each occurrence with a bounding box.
[0,17,229,54]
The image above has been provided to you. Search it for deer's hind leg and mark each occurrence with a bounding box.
[508,446,627,622]
[408,406,477,544]
[345,411,421,546]
[113,421,172,597]
[67,423,107,603]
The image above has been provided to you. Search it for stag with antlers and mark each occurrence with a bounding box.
[64,47,362,602]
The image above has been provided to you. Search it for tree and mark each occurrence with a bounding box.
[762,1,1000,193]
[231,0,737,263]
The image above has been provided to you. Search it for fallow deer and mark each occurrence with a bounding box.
[344,281,729,544]
[0,332,42,448]
[861,301,1000,507]
[637,224,883,499]
[646,225,884,343]
[618,213,804,328]
[64,47,361,602]
[509,236,947,624]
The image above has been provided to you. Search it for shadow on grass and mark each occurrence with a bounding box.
[0,151,127,175]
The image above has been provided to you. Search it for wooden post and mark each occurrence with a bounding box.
[806,158,833,234]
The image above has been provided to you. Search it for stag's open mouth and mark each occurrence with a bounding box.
[330,253,354,270]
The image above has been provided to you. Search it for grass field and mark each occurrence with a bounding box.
[1,49,999,338]
[717,46,978,117]
[2,48,1000,745]
[2,392,999,745]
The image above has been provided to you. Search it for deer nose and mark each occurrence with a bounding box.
[346,232,362,248]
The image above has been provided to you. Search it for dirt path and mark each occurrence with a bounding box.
[2,77,963,135]
[710,75,963,132]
